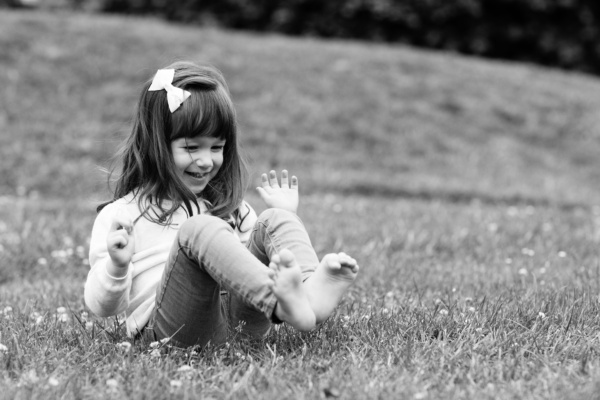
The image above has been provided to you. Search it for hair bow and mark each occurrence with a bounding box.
[148,69,191,113]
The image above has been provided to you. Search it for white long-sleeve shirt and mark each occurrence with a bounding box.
[84,193,257,336]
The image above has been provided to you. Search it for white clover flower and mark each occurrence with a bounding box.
[170,380,182,388]
[149,341,160,349]
[539,267,546,274]
[521,248,535,256]
[505,258,513,265]
[468,307,476,313]
[117,342,132,352]
[80,311,88,320]
[160,337,170,345]
[106,378,118,388]
[3,306,13,314]
[439,309,448,316]
[382,308,389,315]
[48,377,59,387]
[538,312,546,319]
[37,258,48,266]
[177,365,193,373]
[85,321,94,330]
[150,349,161,358]
[558,251,567,258]
[0,343,8,352]
[518,268,528,276]
[58,313,69,323]
[56,307,67,314]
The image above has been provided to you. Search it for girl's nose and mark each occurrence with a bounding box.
[195,151,213,169]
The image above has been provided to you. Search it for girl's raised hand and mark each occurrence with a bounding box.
[256,170,299,213]
[106,211,135,272]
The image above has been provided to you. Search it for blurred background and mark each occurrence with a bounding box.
[2,0,600,207]
[3,0,600,75]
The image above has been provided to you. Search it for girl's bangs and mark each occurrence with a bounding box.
[170,88,235,142]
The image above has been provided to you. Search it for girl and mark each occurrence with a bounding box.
[84,61,359,348]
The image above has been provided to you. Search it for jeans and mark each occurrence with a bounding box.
[143,208,319,348]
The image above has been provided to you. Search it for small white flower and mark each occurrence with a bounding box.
[85,321,94,330]
[170,380,182,388]
[56,307,67,314]
[382,308,389,315]
[48,377,59,387]
[3,306,13,314]
[558,251,567,258]
[0,343,8,352]
[149,341,160,349]
[439,309,448,316]
[464,297,473,303]
[160,337,170,345]
[518,268,528,276]
[37,258,48,266]
[177,365,193,372]
[117,342,132,352]
[80,311,88,320]
[150,349,161,358]
[106,378,118,388]
[521,248,535,257]
[538,312,546,319]
[505,258,513,265]
[539,267,546,274]
[468,307,476,313]
[58,313,69,323]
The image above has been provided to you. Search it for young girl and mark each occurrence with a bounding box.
[84,61,359,348]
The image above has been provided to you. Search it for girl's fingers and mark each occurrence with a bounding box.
[290,175,298,190]
[280,170,289,188]
[111,211,133,234]
[268,170,280,187]
[109,230,129,249]
[261,173,270,188]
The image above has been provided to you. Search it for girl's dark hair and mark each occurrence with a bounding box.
[104,61,248,224]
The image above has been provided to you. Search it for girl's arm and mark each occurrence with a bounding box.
[256,169,299,213]
[84,204,134,318]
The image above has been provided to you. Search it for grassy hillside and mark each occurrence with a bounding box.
[1,10,600,400]
[2,10,600,206]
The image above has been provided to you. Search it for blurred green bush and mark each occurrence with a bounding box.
[5,0,600,75]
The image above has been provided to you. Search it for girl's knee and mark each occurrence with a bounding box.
[179,214,232,239]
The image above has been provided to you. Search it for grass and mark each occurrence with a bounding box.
[1,9,600,399]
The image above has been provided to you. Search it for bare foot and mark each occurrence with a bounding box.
[304,252,359,323]
[271,249,316,331]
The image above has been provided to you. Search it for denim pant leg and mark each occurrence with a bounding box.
[228,208,320,335]
[148,214,278,348]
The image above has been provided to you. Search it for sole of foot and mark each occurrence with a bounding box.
[304,252,359,323]
[271,249,317,331]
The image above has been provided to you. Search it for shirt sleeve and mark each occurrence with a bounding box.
[84,203,133,318]
[236,201,258,245]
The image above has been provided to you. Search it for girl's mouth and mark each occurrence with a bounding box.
[185,171,208,179]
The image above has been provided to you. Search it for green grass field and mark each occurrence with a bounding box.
[2,9,600,399]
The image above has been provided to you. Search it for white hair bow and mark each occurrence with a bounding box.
[148,69,191,113]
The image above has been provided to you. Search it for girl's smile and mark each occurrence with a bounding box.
[171,135,225,194]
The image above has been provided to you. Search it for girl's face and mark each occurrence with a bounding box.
[171,135,225,195]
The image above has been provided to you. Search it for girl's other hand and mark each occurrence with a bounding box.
[107,211,135,270]
[257,170,299,213]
